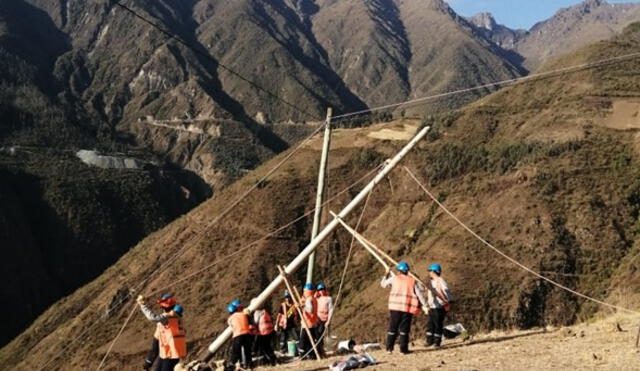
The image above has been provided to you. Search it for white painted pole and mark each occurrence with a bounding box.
[307,108,333,284]
[204,125,430,359]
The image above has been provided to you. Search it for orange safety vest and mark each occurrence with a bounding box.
[317,296,331,322]
[154,315,187,359]
[229,312,252,338]
[302,296,318,328]
[388,274,421,314]
[258,310,274,335]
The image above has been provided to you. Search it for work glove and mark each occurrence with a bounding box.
[243,308,252,315]
[422,306,429,315]
[136,295,146,306]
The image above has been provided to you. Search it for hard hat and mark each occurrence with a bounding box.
[304,283,315,291]
[283,290,291,298]
[231,299,241,307]
[157,293,177,309]
[396,261,410,273]
[227,303,237,314]
[316,283,326,291]
[173,305,184,316]
[428,263,442,275]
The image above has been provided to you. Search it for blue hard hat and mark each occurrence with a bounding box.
[227,303,237,314]
[428,263,442,275]
[173,305,184,316]
[304,283,315,291]
[316,283,326,291]
[283,290,291,298]
[396,261,410,273]
[231,299,241,307]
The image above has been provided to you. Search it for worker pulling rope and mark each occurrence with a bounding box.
[402,166,640,316]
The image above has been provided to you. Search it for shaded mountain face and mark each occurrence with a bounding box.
[468,0,640,71]
[4,22,640,369]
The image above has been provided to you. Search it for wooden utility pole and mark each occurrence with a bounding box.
[203,126,430,359]
[307,108,333,284]
[277,265,321,360]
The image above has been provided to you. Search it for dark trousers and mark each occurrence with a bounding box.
[154,358,179,371]
[278,321,299,352]
[255,333,277,366]
[225,334,253,371]
[386,310,413,353]
[316,320,327,357]
[299,326,320,360]
[144,338,159,369]
[426,308,446,346]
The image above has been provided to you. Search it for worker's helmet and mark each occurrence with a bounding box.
[157,293,177,309]
[227,303,237,314]
[428,263,442,275]
[173,305,184,316]
[231,299,241,307]
[396,261,410,273]
[283,290,291,298]
[316,283,326,291]
[304,283,315,291]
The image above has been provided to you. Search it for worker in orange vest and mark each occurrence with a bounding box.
[315,283,333,357]
[251,298,277,366]
[275,290,299,353]
[299,283,320,360]
[380,262,427,354]
[137,293,187,371]
[224,300,253,371]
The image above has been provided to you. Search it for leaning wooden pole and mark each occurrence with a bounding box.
[203,125,430,360]
[307,108,333,284]
[277,266,321,360]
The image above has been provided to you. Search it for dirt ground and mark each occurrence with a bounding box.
[254,314,640,371]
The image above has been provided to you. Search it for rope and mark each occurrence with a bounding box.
[96,302,138,370]
[63,164,383,370]
[332,51,640,120]
[402,166,640,316]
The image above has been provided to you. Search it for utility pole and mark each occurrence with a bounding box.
[307,107,333,284]
[202,125,430,360]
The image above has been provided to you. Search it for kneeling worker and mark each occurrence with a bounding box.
[380,262,427,354]
[137,293,186,371]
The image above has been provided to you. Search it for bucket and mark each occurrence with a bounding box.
[287,340,298,357]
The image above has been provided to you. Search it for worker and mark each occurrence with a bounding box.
[298,283,320,360]
[225,300,253,371]
[380,262,427,354]
[425,263,453,348]
[315,283,333,357]
[275,290,299,353]
[137,293,186,371]
[251,299,277,366]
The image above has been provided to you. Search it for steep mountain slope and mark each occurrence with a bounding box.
[4,23,640,369]
[469,0,640,71]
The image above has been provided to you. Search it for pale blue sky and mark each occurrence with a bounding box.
[446,0,640,30]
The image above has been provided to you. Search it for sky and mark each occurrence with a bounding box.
[446,0,640,30]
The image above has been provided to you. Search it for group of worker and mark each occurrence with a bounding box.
[224,282,334,370]
[134,262,450,370]
[382,262,453,354]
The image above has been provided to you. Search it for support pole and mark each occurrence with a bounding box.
[203,125,430,360]
[330,211,389,270]
[332,212,427,287]
[277,265,321,360]
[307,108,333,284]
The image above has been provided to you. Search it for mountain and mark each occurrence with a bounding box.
[4,22,640,369]
[468,0,640,71]
[0,0,525,344]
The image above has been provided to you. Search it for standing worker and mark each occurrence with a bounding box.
[275,291,299,353]
[137,293,186,371]
[251,299,277,366]
[315,283,333,357]
[425,263,453,348]
[298,283,320,360]
[380,262,427,354]
[225,300,253,371]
